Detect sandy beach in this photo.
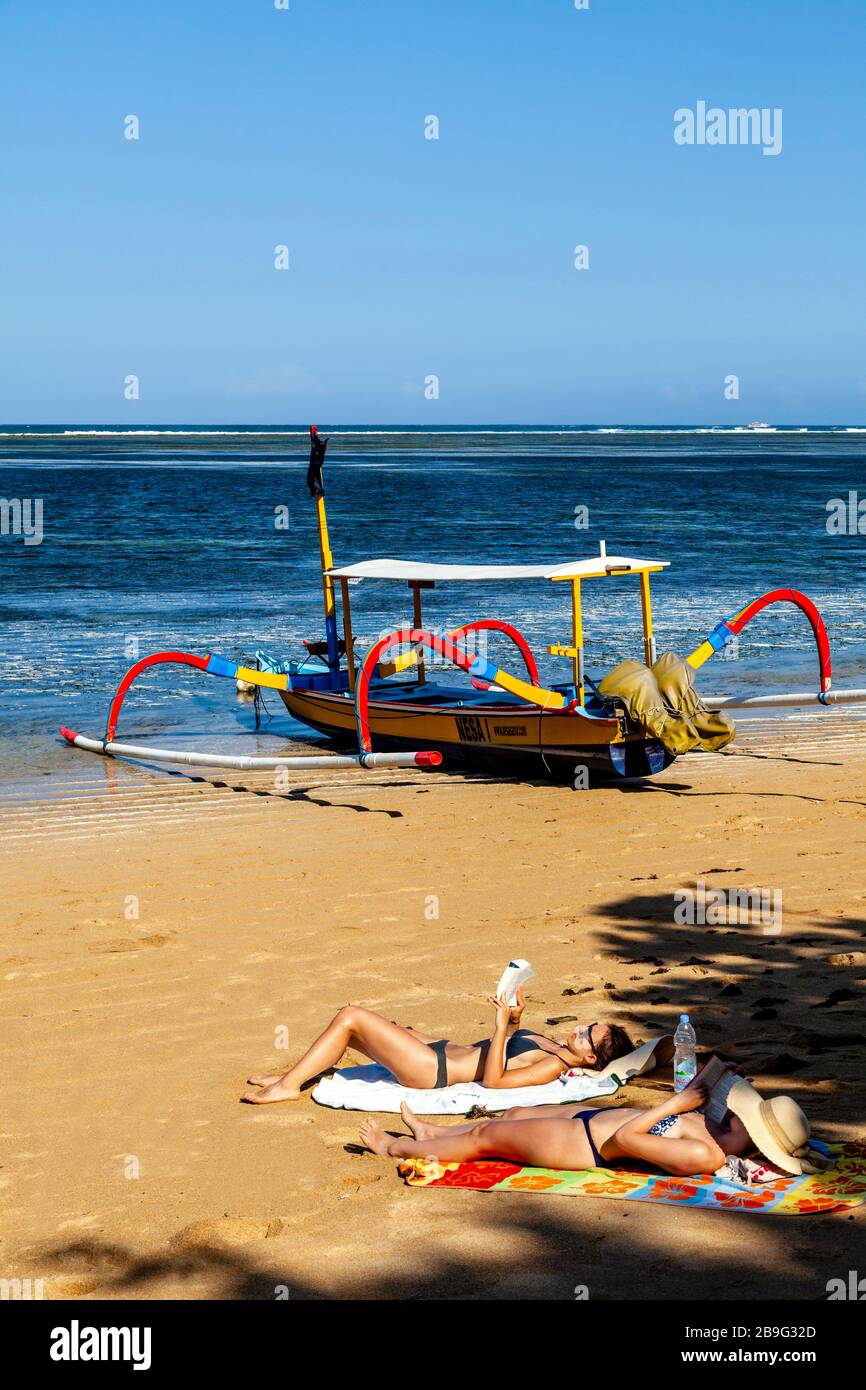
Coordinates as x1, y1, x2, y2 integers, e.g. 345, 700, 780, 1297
2, 713, 865, 1301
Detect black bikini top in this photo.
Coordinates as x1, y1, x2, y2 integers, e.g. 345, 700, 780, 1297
473, 1029, 571, 1068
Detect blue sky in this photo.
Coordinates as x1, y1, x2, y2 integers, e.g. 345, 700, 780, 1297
1, 0, 864, 424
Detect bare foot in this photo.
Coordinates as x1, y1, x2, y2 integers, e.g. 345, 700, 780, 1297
358, 1120, 396, 1156
246, 1073, 284, 1087
241, 1079, 303, 1104
400, 1102, 436, 1141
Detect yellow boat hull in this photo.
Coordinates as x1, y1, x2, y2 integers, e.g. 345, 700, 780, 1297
279, 685, 672, 780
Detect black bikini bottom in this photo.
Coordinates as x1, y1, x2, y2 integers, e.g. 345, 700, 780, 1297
573, 1107, 605, 1167
428, 1039, 449, 1088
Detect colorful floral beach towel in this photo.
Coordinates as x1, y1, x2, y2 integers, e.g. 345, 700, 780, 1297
398, 1140, 866, 1214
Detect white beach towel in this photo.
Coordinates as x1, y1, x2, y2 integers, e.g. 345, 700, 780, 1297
312, 1064, 619, 1114
311, 1035, 672, 1115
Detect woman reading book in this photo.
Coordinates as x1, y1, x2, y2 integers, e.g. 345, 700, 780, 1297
242, 991, 633, 1104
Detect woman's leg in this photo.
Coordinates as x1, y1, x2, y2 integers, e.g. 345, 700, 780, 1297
499, 1103, 587, 1121
401, 1024, 439, 1043
399, 1100, 598, 1142
248, 1021, 441, 1085
360, 1115, 585, 1169
242, 1006, 440, 1103
399, 1103, 490, 1141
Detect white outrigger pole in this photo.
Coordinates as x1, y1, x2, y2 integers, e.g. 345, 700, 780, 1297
704, 688, 866, 712
60, 730, 440, 772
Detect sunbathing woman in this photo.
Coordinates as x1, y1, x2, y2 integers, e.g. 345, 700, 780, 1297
359, 1083, 754, 1177
359, 1008, 827, 1180
242, 990, 633, 1103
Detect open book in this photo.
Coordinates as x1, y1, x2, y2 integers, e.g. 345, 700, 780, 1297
687, 1054, 739, 1125
495, 959, 535, 1006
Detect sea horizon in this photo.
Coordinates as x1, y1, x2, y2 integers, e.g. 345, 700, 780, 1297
2, 423, 866, 436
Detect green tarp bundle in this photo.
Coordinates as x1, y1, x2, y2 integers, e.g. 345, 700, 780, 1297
598, 652, 735, 756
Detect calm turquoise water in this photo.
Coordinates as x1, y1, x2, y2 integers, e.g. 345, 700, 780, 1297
2, 427, 865, 786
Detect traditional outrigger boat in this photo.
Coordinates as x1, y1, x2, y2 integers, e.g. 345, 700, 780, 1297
61, 429, 866, 781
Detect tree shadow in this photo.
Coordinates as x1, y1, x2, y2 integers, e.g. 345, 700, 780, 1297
34, 1189, 866, 1301
583, 889, 866, 1117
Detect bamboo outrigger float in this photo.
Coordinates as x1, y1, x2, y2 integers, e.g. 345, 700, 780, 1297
60, 428, 866, 781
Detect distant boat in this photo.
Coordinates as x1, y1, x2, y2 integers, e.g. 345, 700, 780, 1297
747, 421, 773, 430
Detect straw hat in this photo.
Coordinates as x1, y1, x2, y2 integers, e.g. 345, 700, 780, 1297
726, 1078, 833, 1175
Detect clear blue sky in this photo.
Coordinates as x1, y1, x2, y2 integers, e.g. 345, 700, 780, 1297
1, 0, 864, 424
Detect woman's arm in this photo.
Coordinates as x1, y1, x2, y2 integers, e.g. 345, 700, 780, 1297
611, 1130, 718, 1176
603, 1086, 720, 1175
481, 995, 565, 1088
482, 1056, 569, 1089
506, 985, 527, 1030
481, 995, 512, 1086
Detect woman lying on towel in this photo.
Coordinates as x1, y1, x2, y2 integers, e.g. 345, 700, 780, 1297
242, 991, 633, 1104
358, 1085, 746, 1176
360, 1069, 823, 1179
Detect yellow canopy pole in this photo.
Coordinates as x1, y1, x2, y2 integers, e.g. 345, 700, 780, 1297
339, 577, 356, 693
571, 578, 584, 704
410, 582, 426, 684
639, 571, 656, 667
315, 493, 340, 674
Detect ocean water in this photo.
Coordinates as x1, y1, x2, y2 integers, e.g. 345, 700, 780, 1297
1, 426, 865, 790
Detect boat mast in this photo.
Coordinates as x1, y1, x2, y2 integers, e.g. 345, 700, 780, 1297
316, 491, 340, 674
307, 426, 341, 682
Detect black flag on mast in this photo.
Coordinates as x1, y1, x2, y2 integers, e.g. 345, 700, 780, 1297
306, 425, 329, 498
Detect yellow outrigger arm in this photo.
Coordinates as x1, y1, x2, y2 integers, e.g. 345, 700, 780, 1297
379, 623, 568, 708
471, 664, 567, 709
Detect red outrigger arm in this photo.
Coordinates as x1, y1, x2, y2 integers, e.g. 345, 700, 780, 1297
85, 622, 544, 752
356, 623, 567, 753
446, 619, 540, 689
105, 652, 210, 741
100, 650, 295, 742
378, 618, 540, 691
687, 588, 832, 693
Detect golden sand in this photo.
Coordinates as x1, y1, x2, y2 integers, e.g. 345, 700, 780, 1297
2, 716, 865, 1300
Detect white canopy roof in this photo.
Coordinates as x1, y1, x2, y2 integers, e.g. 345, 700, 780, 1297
326, 555, 669, 583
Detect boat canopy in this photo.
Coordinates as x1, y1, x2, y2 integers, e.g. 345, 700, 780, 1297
326, 555, 669, 583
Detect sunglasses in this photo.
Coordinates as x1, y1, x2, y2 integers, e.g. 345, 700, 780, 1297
577, 1023, 599, 1051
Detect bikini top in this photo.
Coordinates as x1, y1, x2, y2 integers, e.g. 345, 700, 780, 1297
508, 1028, 552, 1058
475, 1029, 568, 1064
649, 1110, 704, 1137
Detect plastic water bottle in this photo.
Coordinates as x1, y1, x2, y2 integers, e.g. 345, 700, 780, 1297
673, 1014, 697, 1092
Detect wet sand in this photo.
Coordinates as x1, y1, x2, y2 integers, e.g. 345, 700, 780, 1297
2, 714, 865, 1300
